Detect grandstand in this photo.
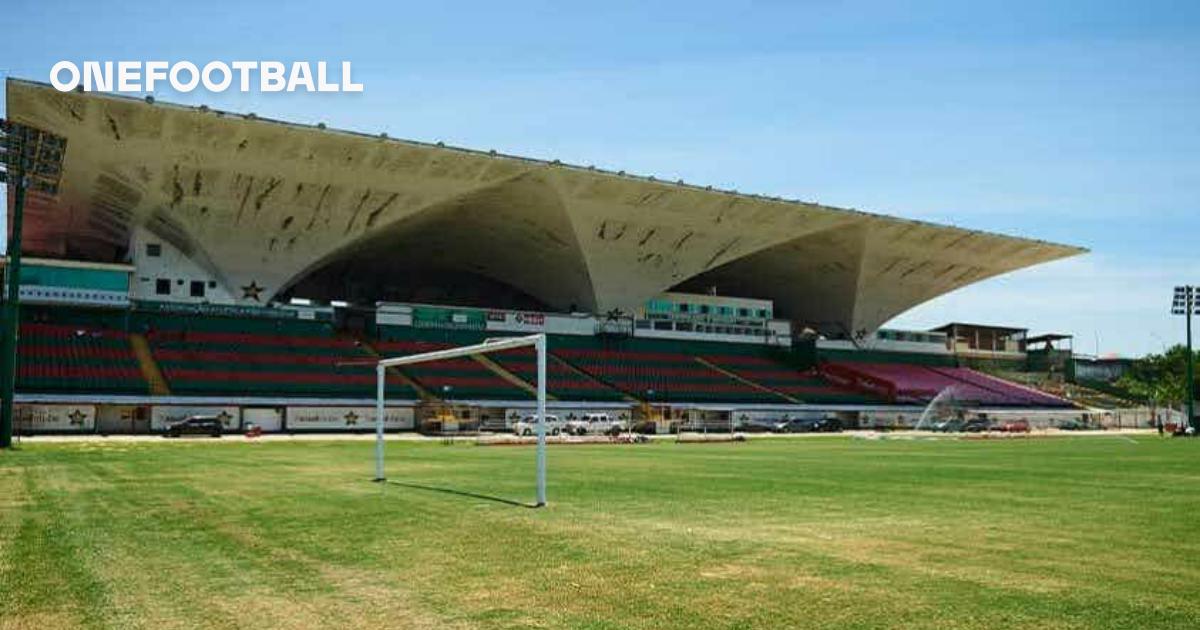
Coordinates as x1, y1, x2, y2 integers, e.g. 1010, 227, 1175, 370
140, 313, 414, 399
1, 77, 1099, 433
18, 320, 145, 394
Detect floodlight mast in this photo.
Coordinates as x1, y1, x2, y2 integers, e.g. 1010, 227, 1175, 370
372, 333, 549, 506
0, 121, 66, 449
1173, 287, 1198, 431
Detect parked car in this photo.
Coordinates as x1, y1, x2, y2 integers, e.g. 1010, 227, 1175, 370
963, 418, 992, 433
564, 413, 627, 435
1000, 419, 1031, 433
932, 419, 965, 433
163, 415, 224, 438
1058, 419, 1088, 431
774, 417, 843, 433
512, 414, 563, 436
737, 417, 780, 433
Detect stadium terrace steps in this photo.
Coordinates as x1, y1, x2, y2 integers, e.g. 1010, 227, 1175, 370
15, 308, 1074, 407
142, 316, 417, 398
694, 356, 801, 403
823, 361, 1075, 407
488, 347, 627, 402
1001, 371, 1133, 409
17, 322, 148, 394
468, 353, 555, 400
372, 339, 531, 400
549, 339, 786, 404
352, 337, 437, 402
927, 366, 1073, 407
129, 333, 171, 395
702, 352, 881, 404
374, 326, 628, 401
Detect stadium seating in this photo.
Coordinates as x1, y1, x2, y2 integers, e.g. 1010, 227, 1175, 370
143, 315, 414, 398
372, 326, 628, 401
550, 337, 784, 403
17, 322, 147, 394
927, 367, 1072, 407
488, 348, 628, 401
701, 352, 881, 404
823, 361, 1072, 407
14, 306, 1073, 408
372, 338, 531, 400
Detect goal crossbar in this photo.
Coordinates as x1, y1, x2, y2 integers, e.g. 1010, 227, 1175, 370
374, 333, 548, 506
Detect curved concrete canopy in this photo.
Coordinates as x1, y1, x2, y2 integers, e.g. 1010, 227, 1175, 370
6, 78, 1086, 333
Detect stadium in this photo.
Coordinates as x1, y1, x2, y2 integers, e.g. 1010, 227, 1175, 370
3, 68, 1199, 630
3, 77, 1125, 436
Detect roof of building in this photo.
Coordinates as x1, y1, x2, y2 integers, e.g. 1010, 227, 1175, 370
5, 77, 1086, 334
931, 322, 1030, 335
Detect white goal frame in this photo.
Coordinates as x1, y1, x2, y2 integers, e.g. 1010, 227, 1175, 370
374, 333, 548, 507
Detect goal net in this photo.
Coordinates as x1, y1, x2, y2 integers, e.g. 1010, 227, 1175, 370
372, 333, 549, 506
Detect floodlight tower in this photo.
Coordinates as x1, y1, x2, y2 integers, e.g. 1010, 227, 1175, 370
1171, 286, 1199, 431
0, 120, 66, 449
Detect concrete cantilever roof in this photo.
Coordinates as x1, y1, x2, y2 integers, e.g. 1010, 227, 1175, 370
5, 78, 1085, 335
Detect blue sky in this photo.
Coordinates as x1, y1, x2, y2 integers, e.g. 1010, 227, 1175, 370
1, 1, 1197, 356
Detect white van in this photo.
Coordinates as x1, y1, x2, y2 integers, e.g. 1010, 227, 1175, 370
512, 414, 563, 436
567, 413, 627, 436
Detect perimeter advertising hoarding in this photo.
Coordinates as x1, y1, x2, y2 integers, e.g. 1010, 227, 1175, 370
15, 404, 96, 432
151, 406, 241, 431
285, 406, 415, 430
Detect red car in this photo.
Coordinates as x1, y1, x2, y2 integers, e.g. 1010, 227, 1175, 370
1000, 420, 1030, 433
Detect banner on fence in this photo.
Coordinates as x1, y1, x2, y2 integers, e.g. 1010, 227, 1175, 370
285, 406, 414, 430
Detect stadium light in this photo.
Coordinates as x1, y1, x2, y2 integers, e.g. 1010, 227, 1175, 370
0, 120, 67, 449
1170, 286, 1199, 432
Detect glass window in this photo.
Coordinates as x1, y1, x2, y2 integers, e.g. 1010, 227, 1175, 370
155, 279, 170, 295
190, 281, 205, 298
146, 243, 161, 257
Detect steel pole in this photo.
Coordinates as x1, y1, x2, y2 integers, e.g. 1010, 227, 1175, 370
535, 334, 547, 507
1188, 294, 1196, 431
0, 160, 27, 449
374, 364, 386, 481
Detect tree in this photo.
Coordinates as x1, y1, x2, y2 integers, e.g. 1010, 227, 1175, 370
1117, 345, 1199, 425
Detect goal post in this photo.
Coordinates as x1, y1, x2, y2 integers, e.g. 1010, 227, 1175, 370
373, 333, 548, 507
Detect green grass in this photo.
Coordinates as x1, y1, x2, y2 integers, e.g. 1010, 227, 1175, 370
2, 435, 1199, 629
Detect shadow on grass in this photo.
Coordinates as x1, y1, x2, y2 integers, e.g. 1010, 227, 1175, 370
384, 480, 539, 508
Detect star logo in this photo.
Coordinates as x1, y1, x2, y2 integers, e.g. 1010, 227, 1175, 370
241, 281, 264, 302
216, 411, 233, 426
344, 411, 360, 426
67, 409, 87, 426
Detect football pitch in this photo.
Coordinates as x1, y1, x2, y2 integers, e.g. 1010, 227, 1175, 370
1, 435, 1198, 629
